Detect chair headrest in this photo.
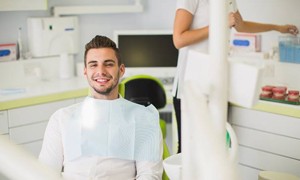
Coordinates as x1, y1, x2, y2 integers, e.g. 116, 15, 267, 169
120, 76, 167, 109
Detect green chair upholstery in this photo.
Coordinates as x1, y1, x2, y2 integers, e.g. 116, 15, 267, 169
119, 74, 170, 180
119, 74, 168, 138
160, 119, 167, 139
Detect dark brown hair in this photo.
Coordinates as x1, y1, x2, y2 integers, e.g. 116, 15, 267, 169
84, 35, 122, 67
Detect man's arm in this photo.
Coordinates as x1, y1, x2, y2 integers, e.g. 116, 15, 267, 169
135, 136, 164, 180
135, 105, 164, 180
39, 111, 64, 173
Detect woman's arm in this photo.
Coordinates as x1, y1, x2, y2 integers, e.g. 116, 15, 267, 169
173, 9, 209, 49
231, 10, 299, 35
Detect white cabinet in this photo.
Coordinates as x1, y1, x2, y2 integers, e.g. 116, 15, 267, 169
7, 99, 76, 157
9, 121, 48, 144
8, 99, 74, 127
228, 106, 300, 180
0, 110, 8, 135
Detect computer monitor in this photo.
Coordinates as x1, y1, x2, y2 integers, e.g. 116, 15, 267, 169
114, 30, 178, 80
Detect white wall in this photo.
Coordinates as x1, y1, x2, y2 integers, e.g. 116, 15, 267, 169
0, 0, 176, 63
235, 0, 300, 52
0, 0, 299, 62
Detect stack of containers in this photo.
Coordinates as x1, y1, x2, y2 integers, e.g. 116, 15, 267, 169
260, 85, 300, 104
279, 36, 300, 63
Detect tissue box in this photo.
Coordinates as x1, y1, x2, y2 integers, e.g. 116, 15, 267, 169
228, 57, 264, 108
279, 36, 300, 64
0, 44, 17, 62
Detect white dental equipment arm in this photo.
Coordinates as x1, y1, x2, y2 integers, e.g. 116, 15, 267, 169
0, 136, 62, 180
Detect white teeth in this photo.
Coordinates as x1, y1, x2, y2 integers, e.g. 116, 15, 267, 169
98, 79, 106, 82
94, 78, 108, 82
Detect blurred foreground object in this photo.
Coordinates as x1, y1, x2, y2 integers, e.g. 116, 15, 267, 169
0, 136, 62, 180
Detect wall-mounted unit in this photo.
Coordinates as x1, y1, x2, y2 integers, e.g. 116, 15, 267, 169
27, 16, 79, 58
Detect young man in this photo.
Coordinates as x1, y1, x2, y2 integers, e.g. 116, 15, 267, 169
39, 35, 163, 179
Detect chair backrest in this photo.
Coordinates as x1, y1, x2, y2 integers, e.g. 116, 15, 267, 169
119, 74, 170, 180
119, 74, 167, 109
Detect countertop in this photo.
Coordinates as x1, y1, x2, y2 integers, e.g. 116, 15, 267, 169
252, 100, 300, 118
0, 77, 89, 110
229, 99, 300, 118
0, 76, 299, 119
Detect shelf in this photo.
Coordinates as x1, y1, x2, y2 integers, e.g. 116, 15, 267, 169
53, 1, 143, 17
0, 0, 47, 11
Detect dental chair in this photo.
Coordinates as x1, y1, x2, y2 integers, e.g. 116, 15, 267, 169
119, 74, 171, 180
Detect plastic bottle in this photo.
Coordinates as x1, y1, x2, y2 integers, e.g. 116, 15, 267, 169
17, 27, 23, 60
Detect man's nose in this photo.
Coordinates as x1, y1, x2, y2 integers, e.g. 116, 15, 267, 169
96, 65, 107, 75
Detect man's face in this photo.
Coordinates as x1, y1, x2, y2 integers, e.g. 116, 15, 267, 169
84, 48, 125, 99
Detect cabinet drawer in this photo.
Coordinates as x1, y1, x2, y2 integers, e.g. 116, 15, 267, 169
21, 140, 43, 157
233, 125, 300, 160
9, 121, 48, 144
229, 106, 300, 139
0, 110, 8, 134
75, 96, 85, 103
238, 146, 300, 177
8, 99, 74, 127
238, 164, 260, 180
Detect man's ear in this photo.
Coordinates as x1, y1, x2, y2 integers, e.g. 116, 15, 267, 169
84, 67, 87, 76
119, 64, 125, 78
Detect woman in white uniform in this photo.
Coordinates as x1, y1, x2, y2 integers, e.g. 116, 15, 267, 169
172, 0, 299, 153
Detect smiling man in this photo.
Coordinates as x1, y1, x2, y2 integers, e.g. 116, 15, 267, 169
84, 37, 124, 99
39, 35, 163, 180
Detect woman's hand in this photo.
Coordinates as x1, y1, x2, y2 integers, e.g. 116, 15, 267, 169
228, 11, 243, 30
278, 24, 299, 35
228, 12, 236, 28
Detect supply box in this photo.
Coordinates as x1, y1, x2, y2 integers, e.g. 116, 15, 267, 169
279, 36, 300, 64
230, 33, 261, 53
0, 44, 17, 62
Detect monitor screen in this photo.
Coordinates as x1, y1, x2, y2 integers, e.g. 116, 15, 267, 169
115, 30, 178, 68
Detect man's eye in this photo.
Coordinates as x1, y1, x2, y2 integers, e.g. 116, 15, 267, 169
105, 63, 114, 67
89, 64, 97, 68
